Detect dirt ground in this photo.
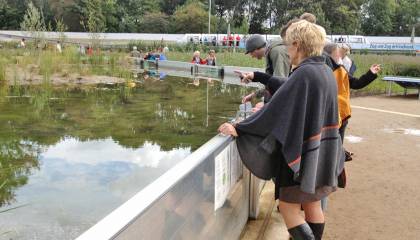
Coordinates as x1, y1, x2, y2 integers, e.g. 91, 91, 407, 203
324, 94, 420, 240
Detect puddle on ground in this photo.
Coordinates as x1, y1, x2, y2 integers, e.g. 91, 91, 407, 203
345, 135, 363, 143
383, 128, 420, 137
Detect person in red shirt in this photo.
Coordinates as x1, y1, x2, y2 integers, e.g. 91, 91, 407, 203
191, 51, 207, 64
87, 45, 93, 56
222, 36, 227, 46
228, 34, 234, 46
236, 35, 241, 47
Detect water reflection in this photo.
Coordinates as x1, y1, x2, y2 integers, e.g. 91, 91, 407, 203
44, 137, 191, 168
0, 76, 246, 239
0, 138, 190, 240
0, 140, 40, 207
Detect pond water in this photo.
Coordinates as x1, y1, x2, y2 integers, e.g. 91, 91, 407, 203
0, 76, 249, 240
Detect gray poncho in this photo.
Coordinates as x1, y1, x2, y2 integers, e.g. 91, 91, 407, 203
235, 56, 345, 194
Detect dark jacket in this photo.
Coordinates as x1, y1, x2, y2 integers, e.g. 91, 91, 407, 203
252, 72, 287, 95
235, 56, 345, 194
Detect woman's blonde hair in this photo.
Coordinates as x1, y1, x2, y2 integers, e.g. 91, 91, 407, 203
285, 20, 326, 57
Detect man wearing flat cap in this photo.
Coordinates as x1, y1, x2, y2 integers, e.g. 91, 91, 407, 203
245, 34, 290, 78
242, 31, 291, 103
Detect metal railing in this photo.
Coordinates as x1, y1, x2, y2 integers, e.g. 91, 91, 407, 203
134, 59, 263, 88
77, 135, 261, 240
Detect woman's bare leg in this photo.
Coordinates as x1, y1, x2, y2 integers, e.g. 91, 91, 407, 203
302, 200, 324, 223
278, 201, 315, 239
278, 201, 305, 228
302, 201, 325, 240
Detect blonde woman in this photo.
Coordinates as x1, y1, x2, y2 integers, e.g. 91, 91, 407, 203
218, 20, 344, 239
205, 50, 217, 66
191, 51, 206, 65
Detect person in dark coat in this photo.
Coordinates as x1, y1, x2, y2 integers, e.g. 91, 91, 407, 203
219, 20, 344, 240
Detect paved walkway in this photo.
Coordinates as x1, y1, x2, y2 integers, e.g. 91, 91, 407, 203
241, 95, 420, 240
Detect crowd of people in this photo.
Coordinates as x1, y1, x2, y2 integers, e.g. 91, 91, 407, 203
130, 46, 168, 61
189, 34, 243, 47
18, 38, 63, 54
218, 12, 381, 240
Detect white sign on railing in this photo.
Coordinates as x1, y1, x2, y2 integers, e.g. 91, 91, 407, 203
214, 141, 242, 211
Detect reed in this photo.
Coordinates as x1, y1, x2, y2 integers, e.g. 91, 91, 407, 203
0, 59, 5, 82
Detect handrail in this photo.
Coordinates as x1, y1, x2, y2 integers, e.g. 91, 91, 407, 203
76, 135, 234, 240
135, 59, 264, 88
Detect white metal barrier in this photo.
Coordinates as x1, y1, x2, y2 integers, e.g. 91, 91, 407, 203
77, 135, 264, 240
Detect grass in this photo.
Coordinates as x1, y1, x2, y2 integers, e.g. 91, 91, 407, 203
167, 51, 264, 68
0, 47, 134, 85
0, 59, 6, 82
1, 46, 419, 95
350, 54, 420, 95
167, 51, 420, 95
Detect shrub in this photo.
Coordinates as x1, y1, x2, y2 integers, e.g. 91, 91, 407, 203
393, 64, 420, 77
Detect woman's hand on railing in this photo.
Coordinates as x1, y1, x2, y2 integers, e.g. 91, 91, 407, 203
218, 123, 238, 137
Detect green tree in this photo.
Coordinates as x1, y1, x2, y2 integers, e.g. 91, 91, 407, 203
76, 0, 106, 33
55, 17, 68, 44
252, 0, 327, 34
248, 0, 271, 33
20, 1, 47, 47
0, 0, 27, 30
0, 140, 40, 207
361, 0, 396, 35
392, 0, 420, 35
76, 0, 106, 47
35, 0, 55, 30
321, 0, 363, 34
116, 0, 162, 32
139, 12, 170, 33
214, 0, 247, 33
160, 0, 187, 15
171, 1, 216, 33
101, 0, 119, 32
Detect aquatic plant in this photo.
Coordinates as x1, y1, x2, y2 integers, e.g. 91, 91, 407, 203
0, 59, 5, 82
